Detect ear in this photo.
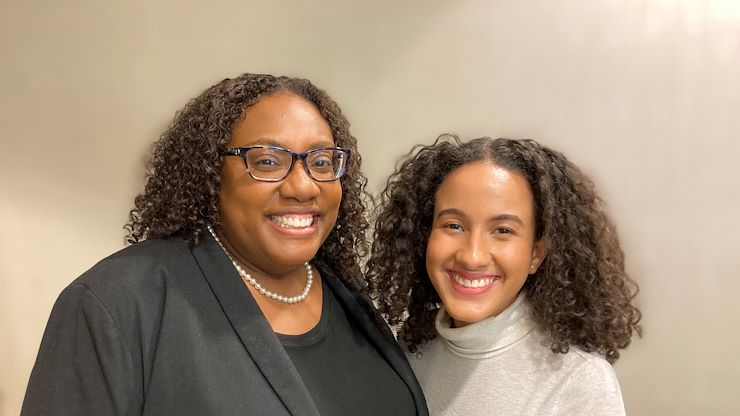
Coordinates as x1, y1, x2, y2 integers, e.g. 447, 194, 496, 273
528, 238, 547, 275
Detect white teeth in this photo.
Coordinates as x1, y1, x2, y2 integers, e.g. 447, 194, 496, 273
270, 215, 314, 229
452, 274, 494, 288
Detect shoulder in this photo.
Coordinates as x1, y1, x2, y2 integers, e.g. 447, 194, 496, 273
315, 261, 368, 303
562, 348, 622, 392
567, 347, 619, 376
528, 330, 621, 387
318, 262, 397, 342
62, 238, 196, 312
521, 328, 609, 369
83, 238, 191, 275
551, 346, 625, 415
315, 260, 365, 293
74, 238, 192, 288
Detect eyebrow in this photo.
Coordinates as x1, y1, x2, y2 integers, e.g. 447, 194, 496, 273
437, 208, 525, 225
243, 137, 335, 150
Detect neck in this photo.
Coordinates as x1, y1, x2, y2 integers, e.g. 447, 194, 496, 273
435, 293, 534, 357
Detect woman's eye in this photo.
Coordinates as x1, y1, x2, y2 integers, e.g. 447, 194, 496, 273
312, 157, 332, 167
255, 157, 279, 166
445, 223, 463, 231
250, 156, 283, 172
495, 227, 513, 235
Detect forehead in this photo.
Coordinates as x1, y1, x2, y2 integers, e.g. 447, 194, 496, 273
434, 161, 535, 220
228, 92, 334, 149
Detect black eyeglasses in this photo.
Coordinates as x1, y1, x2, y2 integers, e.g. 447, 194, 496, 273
222, 145, 351, 182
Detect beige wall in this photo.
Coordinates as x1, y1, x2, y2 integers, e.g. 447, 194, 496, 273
2, 0, 739, 414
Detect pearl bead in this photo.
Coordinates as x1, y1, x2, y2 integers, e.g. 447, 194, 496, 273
207, 226, 313, 305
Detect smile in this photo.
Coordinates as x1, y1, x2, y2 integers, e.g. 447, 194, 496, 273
449, 272, 500, 289
269, 214, 316, 229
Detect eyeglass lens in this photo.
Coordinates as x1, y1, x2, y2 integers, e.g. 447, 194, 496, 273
245, 148, 347, 181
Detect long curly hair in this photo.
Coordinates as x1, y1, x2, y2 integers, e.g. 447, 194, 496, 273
366, 134, 641, 363
125, 73, 369, 280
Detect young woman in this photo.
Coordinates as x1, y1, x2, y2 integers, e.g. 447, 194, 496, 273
22, 74, 428, 416
367, 135, 641, 415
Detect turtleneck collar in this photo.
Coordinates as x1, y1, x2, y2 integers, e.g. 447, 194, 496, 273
434, 292, 535, 359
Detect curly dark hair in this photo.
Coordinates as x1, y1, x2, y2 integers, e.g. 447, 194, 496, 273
125, 73, 369, 280
366, 134, 641, 364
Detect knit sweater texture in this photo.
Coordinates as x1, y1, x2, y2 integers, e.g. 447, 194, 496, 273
407, 294, 626, 416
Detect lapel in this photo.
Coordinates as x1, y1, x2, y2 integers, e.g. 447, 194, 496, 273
190, 233, 321, 416
320, 264, 430, 416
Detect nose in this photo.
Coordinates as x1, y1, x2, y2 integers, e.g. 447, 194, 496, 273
454, 232, 492, 270
279, 160, 320, 201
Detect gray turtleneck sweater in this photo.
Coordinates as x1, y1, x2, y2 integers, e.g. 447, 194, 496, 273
406, 294, 626, 416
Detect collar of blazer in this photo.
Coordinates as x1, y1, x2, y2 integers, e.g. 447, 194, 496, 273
190, 231, 429, 416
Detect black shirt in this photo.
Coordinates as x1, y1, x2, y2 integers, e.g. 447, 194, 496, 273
279, 281, 416, 416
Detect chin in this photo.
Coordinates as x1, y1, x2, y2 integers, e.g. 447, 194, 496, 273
445, 305, 491, 326
272, 251, 317, 267
269, 239, 322, 258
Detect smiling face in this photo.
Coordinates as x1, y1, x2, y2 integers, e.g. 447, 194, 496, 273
218, 92, 342, 277
426, 161, 546, 327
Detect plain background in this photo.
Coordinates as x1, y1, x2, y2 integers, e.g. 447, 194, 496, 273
2, 0, 739, 415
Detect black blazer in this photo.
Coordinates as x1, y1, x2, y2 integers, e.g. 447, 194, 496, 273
22, 234, 428, 416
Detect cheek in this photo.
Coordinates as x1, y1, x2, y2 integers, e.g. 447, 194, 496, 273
498, 242, 535, 273
320, 184, 343, 227
425, 232, 451, 271
218, 181, 273, 224
324, 184, 342, 212
221, 159, 247, 189
217, 187, 238, 223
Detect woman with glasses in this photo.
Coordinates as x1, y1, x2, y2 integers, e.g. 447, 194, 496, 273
22, 74, 428, 416
366, 135, 641, 415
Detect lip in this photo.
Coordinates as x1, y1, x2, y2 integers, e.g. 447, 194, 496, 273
447, 270, 501, 296
266, 208, 321, 237
268, 206, 321, 216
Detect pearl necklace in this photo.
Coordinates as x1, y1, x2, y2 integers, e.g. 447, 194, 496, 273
207, 226, 313, 304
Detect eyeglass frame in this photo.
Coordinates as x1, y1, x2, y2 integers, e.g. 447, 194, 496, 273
221, 145, 352, 182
